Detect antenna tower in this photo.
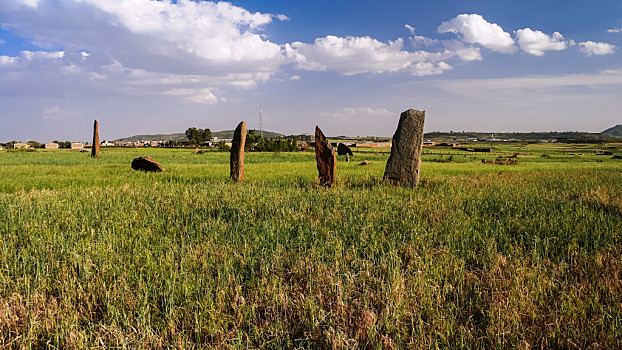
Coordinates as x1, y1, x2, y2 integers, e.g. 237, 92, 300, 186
259, 105, 264, 138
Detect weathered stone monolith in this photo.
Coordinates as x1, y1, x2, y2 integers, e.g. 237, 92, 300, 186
131, 157, 164, 172
383, 109, 425, 186
315, 126, 336, 186
91, 120, 100, 158
230, 121, 247, 182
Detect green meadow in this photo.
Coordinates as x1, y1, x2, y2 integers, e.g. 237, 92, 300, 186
1, 144, 621, 348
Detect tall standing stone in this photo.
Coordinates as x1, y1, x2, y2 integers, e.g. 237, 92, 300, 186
230, 121, 247, 182
315, 126, 336, 186
383, 109, 425, 186
91, 119, 100, 158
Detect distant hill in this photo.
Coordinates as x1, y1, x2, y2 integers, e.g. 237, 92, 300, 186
115, 129, 284, 142
602, 125, 622, 138
212, 129, 283, 139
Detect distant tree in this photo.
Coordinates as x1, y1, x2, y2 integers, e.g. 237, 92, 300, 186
185, 127, 212, 146
28, 141, 43, 148
185, 127, 200, 146
217, 140, 230, 152
245, 129, 262, 151
201, 128, 212, 143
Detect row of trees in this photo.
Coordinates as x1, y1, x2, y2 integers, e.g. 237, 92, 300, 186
185, 127, 212, 146
246, 130, 298, 152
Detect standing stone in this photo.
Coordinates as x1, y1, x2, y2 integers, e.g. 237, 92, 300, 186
383, 109, 425, 186
91, 120, 100, 158
230, 121, 247, 182
315, 126, 336, 186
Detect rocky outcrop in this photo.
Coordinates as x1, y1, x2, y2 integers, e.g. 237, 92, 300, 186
230, 121, 247, 182
131, 157, 164, 172
91, 120, 99, 158
383, 109, 425, 186
315, 126, 336, 186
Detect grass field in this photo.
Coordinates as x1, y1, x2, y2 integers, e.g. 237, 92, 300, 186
1, 144, 621, 348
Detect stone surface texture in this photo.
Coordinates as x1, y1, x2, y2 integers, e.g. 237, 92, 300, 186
315, 126, 336, 186
131, 157, 164, 172
383, 109, 425, 186
91, 120, 99, 158
230, 121, 247, 182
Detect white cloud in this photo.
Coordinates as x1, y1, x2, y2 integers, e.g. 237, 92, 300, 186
578, 41, 616, 56
442, 40, 482, 61
286, 35, 457, 76
287, 36, 418, 75
0, 56, 18, 65
42, 106, 85, 121
276, 14, 289, 21
0, 39, 5, 44
405, 24, 416, 35
411, 61, 453, 76
290, 75, 301, 80
608, 28, 622, 33
515, 28, 568, 56
437, 14, 516, 53
21, 50, 64, 60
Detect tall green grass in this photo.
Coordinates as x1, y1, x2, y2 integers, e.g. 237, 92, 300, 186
0, 147, 621, 348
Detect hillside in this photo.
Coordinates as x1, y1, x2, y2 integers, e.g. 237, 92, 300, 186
602, 125, 622, 138
116, 129, 284, 142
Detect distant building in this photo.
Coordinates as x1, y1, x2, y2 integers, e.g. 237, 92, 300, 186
354, 142, 392, 148
45, 142, 59, 149
71, 142, 84, 149
13, 142, 29, 149
423, 141, 436, 147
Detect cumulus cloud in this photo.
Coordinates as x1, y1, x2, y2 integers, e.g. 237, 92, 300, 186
437, 14, 516, 53
405, 24, 416, 35
515, 29, 568, 56
579, 41, 616, 56
608, 28, 622, 33
442, 40, 482, 61
287, 36, 418, 75
286, 35, 456, 76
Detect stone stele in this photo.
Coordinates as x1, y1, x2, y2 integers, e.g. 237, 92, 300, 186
383, 109, 425, 186
315, 125, 336, 186
230, 121, 247, 182
91, 119, 100, 158
131, 157, 164, 172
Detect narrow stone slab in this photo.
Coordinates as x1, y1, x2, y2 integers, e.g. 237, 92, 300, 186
131, 157, 164, 172
383, 109, 425, 186
315, 125, 336, 186
230, 121, 247, 182
91, 120, 100, 158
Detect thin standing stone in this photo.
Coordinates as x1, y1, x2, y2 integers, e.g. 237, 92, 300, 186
91, 120, 100, 158
383, 109, 425, 186
315, 125, 336, 186
230, 121, 247, 182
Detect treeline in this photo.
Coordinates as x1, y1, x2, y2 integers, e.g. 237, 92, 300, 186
246, 130, 298, 152
423, 131, 607, 141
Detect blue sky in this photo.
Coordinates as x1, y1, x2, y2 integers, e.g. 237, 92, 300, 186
1, 0, 621, 142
